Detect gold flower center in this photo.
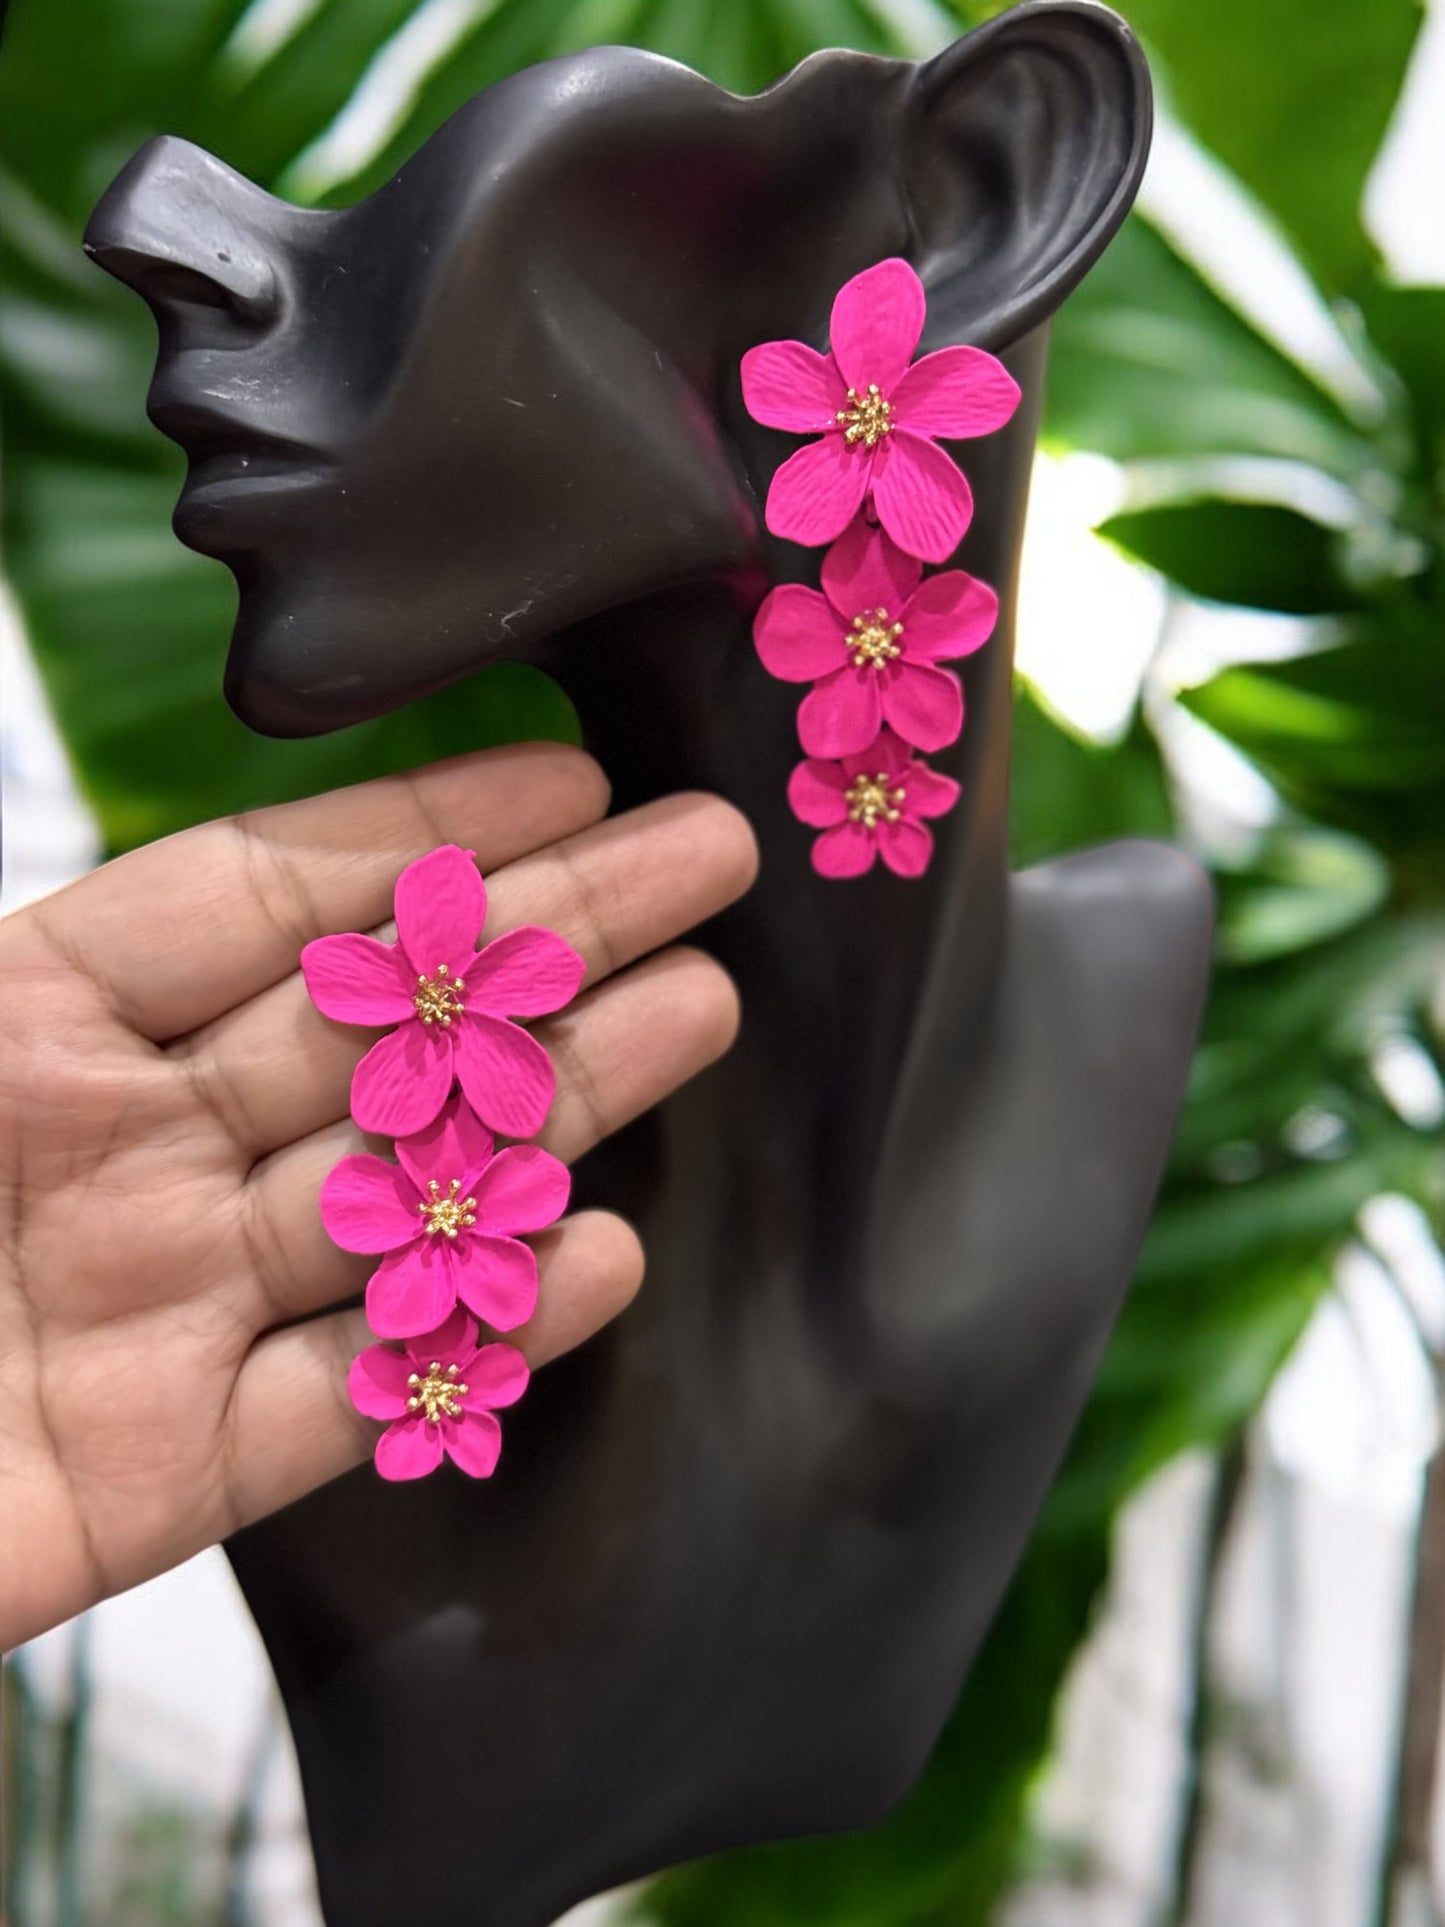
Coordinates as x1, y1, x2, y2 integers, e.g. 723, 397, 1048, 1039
846, 771, 906, 829
407, 1360, 469, 1424
849, 608, 904, 670
413, 963, 466, 1027
835, 384, 894, 450
418, 1177, 477, 1240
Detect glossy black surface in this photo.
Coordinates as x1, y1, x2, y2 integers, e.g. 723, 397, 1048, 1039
86, 7, 1212, 1922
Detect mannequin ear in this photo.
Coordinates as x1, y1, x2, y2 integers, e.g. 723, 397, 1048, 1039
902, 0, 1151, 347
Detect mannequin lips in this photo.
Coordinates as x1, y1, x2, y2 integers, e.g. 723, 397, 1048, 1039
148, 384, 332, 538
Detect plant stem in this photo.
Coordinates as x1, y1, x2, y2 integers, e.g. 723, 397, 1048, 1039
3, 1651, 43, 1927
219, 1698, 280, 1927
1164, 1434, 1248, 1927
55, 1616, 92, 1927
1373, 1441, 1445, 1927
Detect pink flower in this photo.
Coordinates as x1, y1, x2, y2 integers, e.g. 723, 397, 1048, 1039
348, 1307, 529, 1481
787, 727, 960, 880
301, 844, 584, 1140
740, 257, 1020, 564
754, 516, 996, 757
321, 1092, 569, 1338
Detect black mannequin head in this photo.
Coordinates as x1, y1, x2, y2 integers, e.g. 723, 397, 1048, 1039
71, 17, 1213, 1926
84, 1, 1149, 744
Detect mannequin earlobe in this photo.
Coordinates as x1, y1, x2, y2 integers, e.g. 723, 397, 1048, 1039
903, 0, 1152, 348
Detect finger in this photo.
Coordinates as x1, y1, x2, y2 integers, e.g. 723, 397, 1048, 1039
240, 945, 739, 1325
534, 945, 743, 1163
29, 743, 611, 1041
179, 792, 757, 1160
223, 1211, 643, 1522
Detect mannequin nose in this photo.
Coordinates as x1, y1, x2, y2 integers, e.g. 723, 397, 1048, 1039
84, 136, 280, 324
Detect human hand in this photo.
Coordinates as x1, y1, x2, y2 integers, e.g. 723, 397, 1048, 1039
0, 745, 755, 1648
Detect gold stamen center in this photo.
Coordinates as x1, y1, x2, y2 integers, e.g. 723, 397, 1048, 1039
846, 771, 906, 829
413, 962, 467, 1027
406, 1360, 469, 1424
418, 1177, 477, 1240
835, 384, 894, 450
849, 608, 904, 670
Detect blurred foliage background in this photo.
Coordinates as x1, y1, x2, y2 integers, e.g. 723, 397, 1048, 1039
2, 0, 1443, 1922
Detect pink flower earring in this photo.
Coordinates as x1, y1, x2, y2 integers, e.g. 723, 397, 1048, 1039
321, 1090, 570, 1339
303, 844, 584, 1482
349, 1309, 530, 1483
741, 257, 1019, 878
301, 843, 584, 1138
754, 516, 996, 758
789, 728, 961, 880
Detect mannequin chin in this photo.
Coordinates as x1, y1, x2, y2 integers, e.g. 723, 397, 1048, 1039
85, 12, 1212, 1927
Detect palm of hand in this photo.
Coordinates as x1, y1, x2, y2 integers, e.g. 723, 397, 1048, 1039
1, 950, 250, 1634
0, 744, 754, 1648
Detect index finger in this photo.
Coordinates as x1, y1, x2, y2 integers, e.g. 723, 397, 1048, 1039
27, 743, 610, 1042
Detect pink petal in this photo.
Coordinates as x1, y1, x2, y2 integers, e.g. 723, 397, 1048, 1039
440, 1410, 503, 1479
877, 819, 936, 877
819, 516, 919, 621
395, 1090, 495, 1194
752, 585, 846, 683
347, 1344, 413, 1421
813, 823, 878, 878
798, 668, 884, 759
319, 1154, 420, 1254
366, 1243, 458, 1340
405, 1305, 477, 1367
901, 572, 998, 661
375, 1415, 444, 1481
903, 762, 962, 820
740, 340, 847, 432
454, 1012, 555, 1141
843, 726, 913, 782
786, 757, 851, 828
464, 925, 585, 1019
880, 663, 963, 754
451, 1233, 539, 1331
472, 1144, 570, 1236
829, 258, 926, 396
459, 1342, 530, 1411
869, 434, 974, 564
764, 435, 871, 549
300, 933, 415, 1025
349, 1020, 456, 1137
394, 845, 485, 981
892, 344, 1021, 438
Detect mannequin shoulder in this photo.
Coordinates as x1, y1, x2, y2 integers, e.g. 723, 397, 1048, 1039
970, 839, 1212, 1326
874, 837, 1212, 1402
1007, 838, 1214, 1049
992, 839, 1214, 1183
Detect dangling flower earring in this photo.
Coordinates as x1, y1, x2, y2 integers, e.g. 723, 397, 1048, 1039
302, 843, 584, 1482
740, 257, 1020, 878
754, 516, 996, 759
